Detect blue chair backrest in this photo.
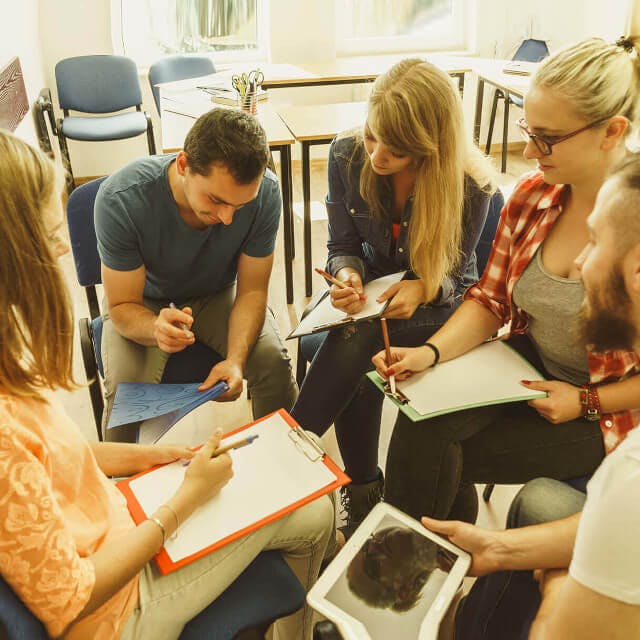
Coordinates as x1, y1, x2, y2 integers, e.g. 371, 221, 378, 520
0, 577, 47, 640
477, 188, 505, 277
149, 55, 216, 115
55, 55, 142, 113
513, 39, 549, 63
66, 176, 108, 288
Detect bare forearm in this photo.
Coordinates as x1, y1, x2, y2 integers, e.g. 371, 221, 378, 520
494, 513, 581, 571
109, 302, 158, 347
77, 487, 196, 621
227, 291, 267, 368
90, 442, 155, 477
598, 374, 640, 414
427, 299, 502, 363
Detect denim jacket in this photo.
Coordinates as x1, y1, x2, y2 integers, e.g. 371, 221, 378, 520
325, 134, 491, 306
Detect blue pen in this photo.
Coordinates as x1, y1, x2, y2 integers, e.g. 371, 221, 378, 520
183, 434, 259, 466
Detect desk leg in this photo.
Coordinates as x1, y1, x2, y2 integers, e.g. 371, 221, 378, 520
289, 149, 295, 260
473, 78, 485, 145
279, 145, 294, 304
302, 141, 312, 297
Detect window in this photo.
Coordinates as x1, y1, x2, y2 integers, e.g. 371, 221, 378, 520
336, 0, 466, 55
112, 0, 268, 67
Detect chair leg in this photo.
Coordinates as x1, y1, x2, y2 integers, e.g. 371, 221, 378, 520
57, 127, 75, 195
145, 113, 157, 155
501, 98, 510, 174
485, 90, 501, 155
482, 483, 495, 502
79, 318, 105, 441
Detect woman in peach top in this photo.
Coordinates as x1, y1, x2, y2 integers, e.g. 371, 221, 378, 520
0, 130, 335, 639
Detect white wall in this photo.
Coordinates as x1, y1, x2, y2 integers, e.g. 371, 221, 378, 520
36, 0, 632, 177
0, 0, 46, 144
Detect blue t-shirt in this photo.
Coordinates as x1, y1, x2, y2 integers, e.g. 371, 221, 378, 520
95, 154, 281, 301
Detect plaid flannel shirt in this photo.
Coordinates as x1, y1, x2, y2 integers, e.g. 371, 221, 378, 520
465, 171, 640, 453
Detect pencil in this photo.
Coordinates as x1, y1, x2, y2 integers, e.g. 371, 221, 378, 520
169, 302, 190, 334
380, 317, 396, 394
314, 268, 366, 300
183, 434, 259, 466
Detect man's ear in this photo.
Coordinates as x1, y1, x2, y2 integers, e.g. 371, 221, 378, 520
625, 244, 640, 297
602, 116, 628, 150
175, 151, 189, 176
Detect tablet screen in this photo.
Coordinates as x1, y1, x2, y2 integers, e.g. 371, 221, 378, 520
324, 513, 459, 640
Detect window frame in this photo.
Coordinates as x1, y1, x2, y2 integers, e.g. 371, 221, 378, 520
111, 0, 270, 67
335, 0, 467, 56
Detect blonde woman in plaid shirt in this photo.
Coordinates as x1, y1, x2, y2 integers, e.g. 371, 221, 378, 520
373, 36, 640, 525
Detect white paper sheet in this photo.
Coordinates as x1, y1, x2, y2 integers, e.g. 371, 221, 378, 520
128, 413, 336, 563
397, 341, 546, 417
289, 271, 406, 338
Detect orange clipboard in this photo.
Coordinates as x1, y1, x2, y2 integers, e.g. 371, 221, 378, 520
117, 409, 350, 575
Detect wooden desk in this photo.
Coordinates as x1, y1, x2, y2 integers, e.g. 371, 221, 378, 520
156, 55, 472, 93
277, 102, 368, 296
301, 54, 472, 94
470, 58, 534, 171
160, 91, 297, 304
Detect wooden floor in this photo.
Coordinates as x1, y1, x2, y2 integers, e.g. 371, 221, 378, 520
56, 148, 536, 531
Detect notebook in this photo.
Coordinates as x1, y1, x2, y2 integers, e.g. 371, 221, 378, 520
287, 271, 407, 339
106, 381, 229, 443
117, 409, 350, 575
367, 340, 546, 421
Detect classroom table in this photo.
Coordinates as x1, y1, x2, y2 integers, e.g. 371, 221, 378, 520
160, 90, 297, 304
470, 58, 534, 171
156, 54, 472, 93
277, 102, 368, 297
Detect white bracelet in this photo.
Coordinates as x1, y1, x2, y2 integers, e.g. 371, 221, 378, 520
149, 516, 166, 546
158, 504, 179, 540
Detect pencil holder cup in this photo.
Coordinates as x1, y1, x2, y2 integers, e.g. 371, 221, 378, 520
238, 89, 258, 115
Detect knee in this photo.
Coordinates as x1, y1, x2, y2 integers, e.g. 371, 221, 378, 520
299, 494, 335, 546
507, 478, 567, 529
248, 340, 294, 387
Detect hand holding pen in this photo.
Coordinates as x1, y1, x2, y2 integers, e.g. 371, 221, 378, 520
380, 317, 396, 394
315, 268, 366, 315
153, 303, 195, 354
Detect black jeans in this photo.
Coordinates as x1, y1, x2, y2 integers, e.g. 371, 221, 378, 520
291, 303, 456, 483
384, 336, 605, 522
455, 478, 588, 640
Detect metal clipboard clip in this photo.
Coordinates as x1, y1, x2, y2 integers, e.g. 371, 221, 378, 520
288, 426, 324, 462
383, 381, 410, 405
311, 316, 354, 333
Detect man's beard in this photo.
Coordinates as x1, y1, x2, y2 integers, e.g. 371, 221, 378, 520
577, 266, 637, 352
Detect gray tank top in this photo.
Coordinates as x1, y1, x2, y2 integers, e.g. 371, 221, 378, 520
512, 247, 589, 385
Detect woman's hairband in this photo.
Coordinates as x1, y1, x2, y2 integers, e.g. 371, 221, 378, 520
616, 36, 636, 54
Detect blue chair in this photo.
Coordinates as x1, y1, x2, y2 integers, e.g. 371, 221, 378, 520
485, 39, 549, 173
54, 55, 156, 191
66, 178, 222, 440
149, 54, 216, 116
1, 550, 304, 639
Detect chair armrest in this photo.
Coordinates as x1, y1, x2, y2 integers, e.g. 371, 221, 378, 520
300, 288, 329, 321
36, 88, 57, 135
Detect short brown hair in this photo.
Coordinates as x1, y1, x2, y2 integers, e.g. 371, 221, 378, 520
183, 108, 270, 183
607, 154, 640, 253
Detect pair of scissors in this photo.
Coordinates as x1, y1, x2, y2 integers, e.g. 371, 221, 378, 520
247, 69, 264, 88
232, 73, 248, 96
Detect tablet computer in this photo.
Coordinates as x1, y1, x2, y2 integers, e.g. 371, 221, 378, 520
308, 502, 471, 640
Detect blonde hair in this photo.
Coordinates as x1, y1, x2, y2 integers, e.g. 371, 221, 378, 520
352, 59, 494, 301
0, 130, 76, 397
533, 36, 640, 138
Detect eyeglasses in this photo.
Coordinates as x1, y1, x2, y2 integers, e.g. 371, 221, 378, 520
516, 117, 610, 156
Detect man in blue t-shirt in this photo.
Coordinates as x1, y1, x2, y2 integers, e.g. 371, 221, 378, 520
95, 108, 297, 441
